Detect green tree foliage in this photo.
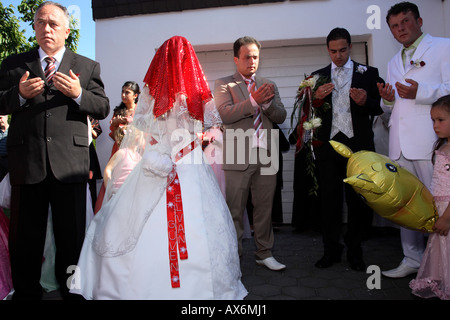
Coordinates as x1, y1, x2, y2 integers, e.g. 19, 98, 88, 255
0, 2, 27, 62
0, 0, 80, 64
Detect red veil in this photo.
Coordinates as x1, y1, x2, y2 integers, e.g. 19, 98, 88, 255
143, 36, 213, 122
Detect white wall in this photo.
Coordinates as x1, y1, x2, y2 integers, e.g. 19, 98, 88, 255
93, 0, 450, 220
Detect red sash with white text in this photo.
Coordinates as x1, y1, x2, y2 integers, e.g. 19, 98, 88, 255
166, 140, 199, 288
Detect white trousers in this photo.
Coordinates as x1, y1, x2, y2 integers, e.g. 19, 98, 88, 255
396, 153, 433, 268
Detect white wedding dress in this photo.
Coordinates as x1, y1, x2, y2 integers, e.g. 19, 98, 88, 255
71, 87, 247, 300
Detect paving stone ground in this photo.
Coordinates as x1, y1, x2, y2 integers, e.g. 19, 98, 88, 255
240, 225, 419, 300
37, 224, 422, 302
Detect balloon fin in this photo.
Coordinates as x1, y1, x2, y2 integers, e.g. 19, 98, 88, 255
330, 140, 353, 159
344, 174, 383, 194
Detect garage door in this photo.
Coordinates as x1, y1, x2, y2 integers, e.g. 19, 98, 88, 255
196, 42, 367, 224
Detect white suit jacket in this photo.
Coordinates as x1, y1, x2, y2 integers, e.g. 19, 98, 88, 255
381, 34, 450, 161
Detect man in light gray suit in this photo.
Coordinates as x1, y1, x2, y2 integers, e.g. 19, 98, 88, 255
214, 36, 286, 271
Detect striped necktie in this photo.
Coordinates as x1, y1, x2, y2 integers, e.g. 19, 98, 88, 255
245, 79, 263, 137
44, 57, 56, 84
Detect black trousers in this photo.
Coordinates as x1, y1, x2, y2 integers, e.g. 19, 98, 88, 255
291, 147, 321, 231
8, 171, 86, 300
316, 134, 373, 258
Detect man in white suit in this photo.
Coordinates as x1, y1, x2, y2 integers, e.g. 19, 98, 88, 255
378, 2, 450, 278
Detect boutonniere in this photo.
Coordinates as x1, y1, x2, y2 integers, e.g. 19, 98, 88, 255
410, 59, 426, 68
356, 65, 367, 74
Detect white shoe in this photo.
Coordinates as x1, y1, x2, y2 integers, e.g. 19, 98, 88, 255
382, 263, 418, 278
256, 257, 286, 271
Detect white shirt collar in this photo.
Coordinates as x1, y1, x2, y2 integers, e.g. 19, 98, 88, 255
38, 46, 66, 64
239, 73, 255, 83
331, 58, 353, 70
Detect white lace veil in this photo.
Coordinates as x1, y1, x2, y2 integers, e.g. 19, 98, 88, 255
92, 87, 216, 256
203, 96, 222, 130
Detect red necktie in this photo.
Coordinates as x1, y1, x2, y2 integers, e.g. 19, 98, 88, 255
44, 57, 56, 84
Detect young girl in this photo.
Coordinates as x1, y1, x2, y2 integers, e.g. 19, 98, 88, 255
102, 128, 144, 203
95, 81, 141, 214
410, 95, 450, 300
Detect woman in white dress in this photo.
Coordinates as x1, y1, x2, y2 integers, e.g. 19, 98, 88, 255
70, 36, 247, 300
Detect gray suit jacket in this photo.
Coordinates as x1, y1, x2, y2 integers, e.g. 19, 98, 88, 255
214, 72, 286, 171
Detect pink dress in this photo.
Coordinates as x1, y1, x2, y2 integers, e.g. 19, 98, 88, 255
0, 208, 12, 299
104, 148, 142, 202
410, 150, 450, 300
111, 148, 141, 191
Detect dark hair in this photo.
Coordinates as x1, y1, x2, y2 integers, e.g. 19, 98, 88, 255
113, 81, 141, 115
122, 81, 140, 103
431, 95, 450, 163
233, 36, 261, 58
386, 2, 421, 25
326, 28, 351, 47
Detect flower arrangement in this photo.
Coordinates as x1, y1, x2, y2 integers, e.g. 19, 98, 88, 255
410, 59, 426, 68
290, 74, 330, 195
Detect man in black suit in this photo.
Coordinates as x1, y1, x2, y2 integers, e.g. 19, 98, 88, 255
0, 1, 109, 299
311, 28, 383, 271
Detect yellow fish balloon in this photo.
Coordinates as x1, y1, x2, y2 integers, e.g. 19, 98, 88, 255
330, 140, 437, 233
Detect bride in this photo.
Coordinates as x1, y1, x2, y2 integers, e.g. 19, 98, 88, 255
70, 36, 247, 300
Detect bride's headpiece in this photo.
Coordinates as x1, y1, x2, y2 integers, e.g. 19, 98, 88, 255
143, 36, 213, 122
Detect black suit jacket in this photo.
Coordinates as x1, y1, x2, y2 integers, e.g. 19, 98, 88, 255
312, 60, 383, 159
0, 47, 110, 185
